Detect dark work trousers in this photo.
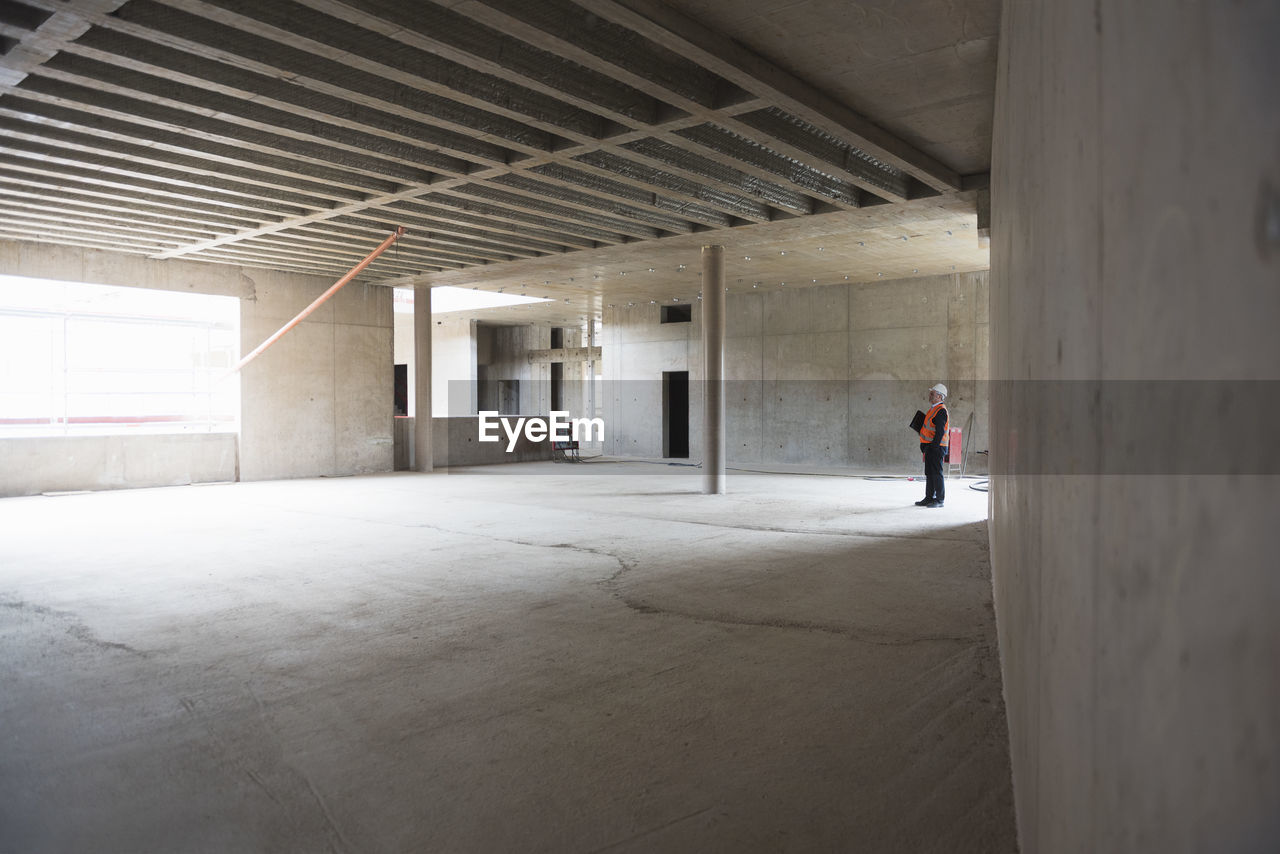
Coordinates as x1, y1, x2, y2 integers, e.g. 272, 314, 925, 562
921, 443, 946, 502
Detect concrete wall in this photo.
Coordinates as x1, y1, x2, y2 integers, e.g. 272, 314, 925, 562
483, 325, 551, 415
389, 320, 596, 466
391, 416, 554, 469
603, 301, 704, 459
0, 240, 394, 493
603, 273, 987, 471
393, 304, 476, 417
553, 325, 594, 424
990, 3, 1279, 852
238, 268, 392, 481
0, 433, 237, 497
431, 416, 553, 467
473, 321, 601, 453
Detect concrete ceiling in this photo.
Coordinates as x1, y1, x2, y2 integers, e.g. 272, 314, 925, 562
0, 0, 997, 325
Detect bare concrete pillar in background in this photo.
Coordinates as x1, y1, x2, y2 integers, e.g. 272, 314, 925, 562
587, 297, 596, 428
702, 245, 725, 494
413, 285, 433, 472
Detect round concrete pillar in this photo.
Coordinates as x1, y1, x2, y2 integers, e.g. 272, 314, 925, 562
413, 285, 433, 472
702, 245, 725, 494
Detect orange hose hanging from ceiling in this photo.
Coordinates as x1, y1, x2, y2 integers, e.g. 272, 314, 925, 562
220, 226, 405, 381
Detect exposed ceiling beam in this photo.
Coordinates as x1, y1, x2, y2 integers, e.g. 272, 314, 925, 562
9, 0, 850, 264
0, 0, 127, 88
0, 0, 989, 285
447, 0, 922, 202
573, 0, 963, 192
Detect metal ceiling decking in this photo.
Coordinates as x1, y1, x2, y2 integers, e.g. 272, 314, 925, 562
0, 0, 997, 323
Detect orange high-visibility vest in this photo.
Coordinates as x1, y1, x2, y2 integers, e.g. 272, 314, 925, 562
919, 402, 949, 446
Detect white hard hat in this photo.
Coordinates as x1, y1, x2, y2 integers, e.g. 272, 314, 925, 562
930, 383, 948, 398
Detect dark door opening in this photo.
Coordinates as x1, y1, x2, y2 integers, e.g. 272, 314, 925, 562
551, 362, 563, 412
661, 304, 692, 324
663, 370, 689, 458
393, 364, 408, 415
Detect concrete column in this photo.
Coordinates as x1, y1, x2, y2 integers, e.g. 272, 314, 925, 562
587, 297, 596, 427
413, 285, 433, 472
701, 245, 725, 494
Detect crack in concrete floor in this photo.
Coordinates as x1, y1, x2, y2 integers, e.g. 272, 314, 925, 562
0, 468, 1014, 853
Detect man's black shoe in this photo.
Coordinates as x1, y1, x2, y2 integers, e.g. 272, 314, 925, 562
915, 498, 931, 506
927, 500, 944, 508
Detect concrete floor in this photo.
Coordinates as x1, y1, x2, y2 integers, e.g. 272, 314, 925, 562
0, 463, 1015, 853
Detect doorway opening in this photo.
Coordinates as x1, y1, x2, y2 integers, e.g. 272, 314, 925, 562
663, 370, 689, 458
393, 364, 408, 415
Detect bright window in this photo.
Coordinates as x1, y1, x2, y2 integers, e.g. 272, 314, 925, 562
0, 276, 239, 436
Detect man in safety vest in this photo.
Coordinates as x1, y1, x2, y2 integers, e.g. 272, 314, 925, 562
916, 383, 949, 507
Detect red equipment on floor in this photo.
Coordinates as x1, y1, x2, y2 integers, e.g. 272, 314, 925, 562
946, 428, 963, 474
